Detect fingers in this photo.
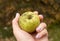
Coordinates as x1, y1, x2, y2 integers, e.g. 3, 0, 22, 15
33, 11, 43, 21
33, 11, 38, 15
33, 11, 48, 39
36, 22, 47, 32
12, 13, 20, 31
39, 15, 43, 21
13, 13, 20, 22
36, 29, 48, 39
36, 22, 48, 39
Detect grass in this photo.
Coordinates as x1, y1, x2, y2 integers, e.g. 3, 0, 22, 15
0, 26, 16, 41
48, 22, 60, 41
0, 22, 60, 41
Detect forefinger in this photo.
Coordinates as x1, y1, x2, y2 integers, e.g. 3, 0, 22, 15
36, 22, 47, 32
33, 11, 43, 21
39, 15, 43, 21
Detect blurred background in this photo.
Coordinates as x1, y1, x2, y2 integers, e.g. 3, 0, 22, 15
0, 0, 60, 41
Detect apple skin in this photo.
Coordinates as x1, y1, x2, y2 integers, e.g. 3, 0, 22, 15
18, 11, 40, 33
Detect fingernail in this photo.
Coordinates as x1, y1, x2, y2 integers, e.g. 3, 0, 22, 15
34, 11, 38, 13
39, 27, 43, 31
16, 13, 19, 17
39, 15, 43, 19
41, 23, 47, 27
36, 27, 40, 31
34, 11, 38, 15
36, 27, 42, 32
36, 34, 40, 39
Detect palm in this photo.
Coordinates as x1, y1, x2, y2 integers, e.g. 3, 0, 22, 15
12, 12, 48, 41
18, 30, 48, 41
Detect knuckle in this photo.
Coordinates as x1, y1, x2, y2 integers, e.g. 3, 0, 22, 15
45, 29, 48, 35
39, 15, 43, 19
44, 29, 48, 34
40, 22, 47, 28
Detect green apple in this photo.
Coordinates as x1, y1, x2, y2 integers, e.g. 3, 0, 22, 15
18, 11, 40, 33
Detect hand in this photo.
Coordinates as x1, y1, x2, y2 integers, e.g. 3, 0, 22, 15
12, 11, 48, 41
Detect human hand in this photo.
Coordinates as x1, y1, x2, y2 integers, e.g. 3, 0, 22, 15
12, 11, 48, 41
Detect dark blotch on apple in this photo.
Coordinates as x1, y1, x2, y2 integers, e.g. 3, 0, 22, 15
28, 15, 32, 19
19, 11, 40, 33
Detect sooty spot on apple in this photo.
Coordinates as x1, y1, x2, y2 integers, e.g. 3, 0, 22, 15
28, 15, 32, 19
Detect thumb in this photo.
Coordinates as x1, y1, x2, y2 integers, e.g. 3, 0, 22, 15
12, 13, 20, 31
14, 13, 20, 22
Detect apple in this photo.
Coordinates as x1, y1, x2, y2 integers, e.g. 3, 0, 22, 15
18, 11, 40, 33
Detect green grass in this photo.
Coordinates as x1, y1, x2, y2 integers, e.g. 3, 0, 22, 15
48, 22, 60, 41
0, 26, 16, 41
0, 22, 60, 41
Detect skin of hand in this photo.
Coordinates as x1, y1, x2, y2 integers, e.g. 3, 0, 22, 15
12, 11, 48, 41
